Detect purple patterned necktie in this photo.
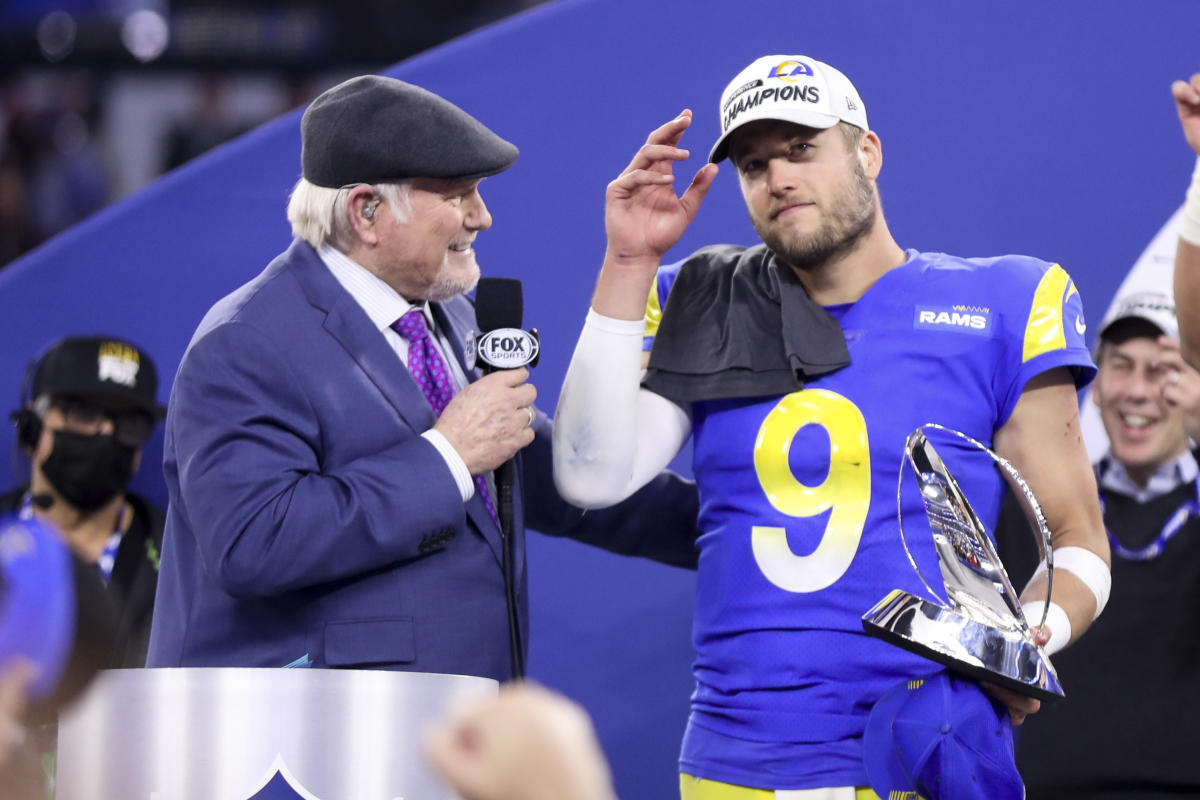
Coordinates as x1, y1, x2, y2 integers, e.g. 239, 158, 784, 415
393, 308, 499, 528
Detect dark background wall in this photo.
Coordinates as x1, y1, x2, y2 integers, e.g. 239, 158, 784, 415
1, 1, 1198, 798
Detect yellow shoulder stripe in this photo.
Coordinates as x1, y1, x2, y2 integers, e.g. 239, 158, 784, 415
1023, 263, 1070, 363
643, 278, 663, 339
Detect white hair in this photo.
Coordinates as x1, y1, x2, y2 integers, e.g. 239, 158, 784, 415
286, 178, 413, 250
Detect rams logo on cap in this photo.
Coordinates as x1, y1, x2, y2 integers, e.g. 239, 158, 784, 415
767, 60, 814, 82
97, 341, 140, 388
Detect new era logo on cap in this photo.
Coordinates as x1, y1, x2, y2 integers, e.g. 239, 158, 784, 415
709, 54, 869, 163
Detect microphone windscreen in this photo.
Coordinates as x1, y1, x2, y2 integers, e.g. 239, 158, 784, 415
475, 277, 523, 332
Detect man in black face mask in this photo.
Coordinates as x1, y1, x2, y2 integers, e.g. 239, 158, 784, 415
3, 336, 165, 668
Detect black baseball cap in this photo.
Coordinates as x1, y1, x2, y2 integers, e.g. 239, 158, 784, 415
31, 336, 165, 419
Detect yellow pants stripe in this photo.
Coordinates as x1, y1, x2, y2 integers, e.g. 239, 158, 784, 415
679, 774, 892, 800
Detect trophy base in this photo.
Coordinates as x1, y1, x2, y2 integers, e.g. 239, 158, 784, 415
862, 589, 1065, 703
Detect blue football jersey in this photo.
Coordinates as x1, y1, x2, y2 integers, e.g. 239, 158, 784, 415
644, 248, 1095, 789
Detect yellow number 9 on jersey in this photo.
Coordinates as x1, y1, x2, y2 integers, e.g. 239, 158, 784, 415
752, 389, 871, 593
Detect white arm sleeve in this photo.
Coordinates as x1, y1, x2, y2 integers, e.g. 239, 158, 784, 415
553, 309, 692, 508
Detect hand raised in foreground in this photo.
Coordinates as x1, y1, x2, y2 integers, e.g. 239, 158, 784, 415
426, 682, 619, 800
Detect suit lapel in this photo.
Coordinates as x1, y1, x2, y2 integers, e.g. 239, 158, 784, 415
432, 299, 482, 384
329, 298, 440, 432
286, 241, 433, 435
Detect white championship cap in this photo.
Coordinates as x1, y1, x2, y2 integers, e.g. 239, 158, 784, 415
1097, 290, 1179, 341
709, 54, 868, 164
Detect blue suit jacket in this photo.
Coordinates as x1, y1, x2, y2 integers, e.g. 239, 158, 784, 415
146, 240, 698, 680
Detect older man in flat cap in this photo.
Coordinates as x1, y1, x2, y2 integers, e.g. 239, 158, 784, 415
146, 76, 700, 680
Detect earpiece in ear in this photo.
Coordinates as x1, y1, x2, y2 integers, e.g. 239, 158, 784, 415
14, 408, 41, 451
362, 199, 379, 220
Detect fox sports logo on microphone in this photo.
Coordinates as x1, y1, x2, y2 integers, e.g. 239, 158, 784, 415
467, 328, 540, 370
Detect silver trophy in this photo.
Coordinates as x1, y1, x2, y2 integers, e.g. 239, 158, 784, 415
861, 424, 1065, 701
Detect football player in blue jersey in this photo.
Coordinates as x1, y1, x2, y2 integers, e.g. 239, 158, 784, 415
553, 54, 1111, 799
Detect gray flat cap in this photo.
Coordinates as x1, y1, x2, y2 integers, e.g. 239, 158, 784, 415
301, 75, 518, 187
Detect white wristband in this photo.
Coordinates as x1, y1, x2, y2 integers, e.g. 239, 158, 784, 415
1181, 155, 1200, 247
1021, 600, 1072, 655
1055, 546, 1111, 621
1028, 545, 1110, 622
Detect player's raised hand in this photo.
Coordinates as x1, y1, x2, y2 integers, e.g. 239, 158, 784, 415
1172, 73, 1200, 155
604, 110, 718, 271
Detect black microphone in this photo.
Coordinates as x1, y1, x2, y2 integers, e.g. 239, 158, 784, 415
470, 277, 540, 372
475, 276, 523, 337
470, 277, 536, 679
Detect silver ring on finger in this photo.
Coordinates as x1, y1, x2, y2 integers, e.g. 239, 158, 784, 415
526, 407, 535, 428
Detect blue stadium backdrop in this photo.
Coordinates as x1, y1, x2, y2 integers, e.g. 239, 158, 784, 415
1, 1, 1197, 797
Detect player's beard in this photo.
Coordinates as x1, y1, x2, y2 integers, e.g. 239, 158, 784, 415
754, 156, 877, 274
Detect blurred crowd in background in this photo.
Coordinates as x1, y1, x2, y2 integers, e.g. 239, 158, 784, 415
0, 0, 551, 268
